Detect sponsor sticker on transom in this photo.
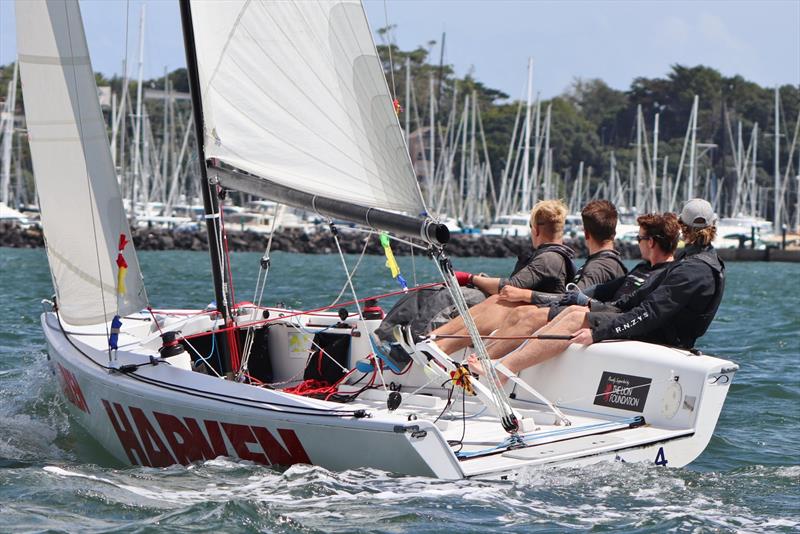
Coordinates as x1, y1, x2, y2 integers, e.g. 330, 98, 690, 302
593, 371, 652, 413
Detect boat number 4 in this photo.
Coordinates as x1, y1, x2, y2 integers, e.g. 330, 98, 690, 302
654, 447, 668, 466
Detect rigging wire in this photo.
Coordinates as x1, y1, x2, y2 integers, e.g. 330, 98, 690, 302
330, 229, 373, 306
382, 0, 397, 99
238, 203, 284, 378
329, 222, 388, 391
433, 252, 520, 434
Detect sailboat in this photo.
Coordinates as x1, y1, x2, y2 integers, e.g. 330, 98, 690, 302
17, 0, 737, 479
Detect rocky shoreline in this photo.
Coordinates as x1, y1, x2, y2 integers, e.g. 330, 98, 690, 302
0, 221, 641, 259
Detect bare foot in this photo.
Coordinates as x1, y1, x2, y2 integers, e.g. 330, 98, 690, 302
466, 354, 508, 385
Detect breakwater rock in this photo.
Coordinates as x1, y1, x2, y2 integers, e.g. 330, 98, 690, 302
0, 221, 641, 259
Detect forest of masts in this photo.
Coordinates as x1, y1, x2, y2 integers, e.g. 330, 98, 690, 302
1, 19, 799, 233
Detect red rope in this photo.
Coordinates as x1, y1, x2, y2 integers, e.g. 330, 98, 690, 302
217, 191, 241, 372
282, 379, 334, 396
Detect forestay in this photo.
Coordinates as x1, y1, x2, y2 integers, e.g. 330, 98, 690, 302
190, 0, 426, 216
16, 0, 147, 325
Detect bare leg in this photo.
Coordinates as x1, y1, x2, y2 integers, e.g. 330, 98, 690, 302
499, 307, 590, 374
433, 296, 523, 353
484, 306, 550, 359
431, 294, 501, 337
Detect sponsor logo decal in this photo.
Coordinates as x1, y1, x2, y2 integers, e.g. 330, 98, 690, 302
56, 363, 90, 413
101, 400, 311, 468
593, 371, 651, 413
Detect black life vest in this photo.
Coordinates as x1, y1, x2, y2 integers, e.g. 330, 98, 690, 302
511, 244, 577, 288
572, 249, 628, 286
682, 246, 726, 343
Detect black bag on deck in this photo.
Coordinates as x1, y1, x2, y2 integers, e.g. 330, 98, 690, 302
303, 332, 351, 384
373, 286, 486, 343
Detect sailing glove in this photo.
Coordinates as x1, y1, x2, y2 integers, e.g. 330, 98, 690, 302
558, 287, 591, 307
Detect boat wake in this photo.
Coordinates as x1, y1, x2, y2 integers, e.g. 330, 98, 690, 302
10, 461, 791, 532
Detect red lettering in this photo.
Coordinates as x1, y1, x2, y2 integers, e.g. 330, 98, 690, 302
102, 400, 149, 466
194, 419, 228, 459
252, 426, 311, 466
221, 422, 268, 465
154, 413, 228, 464
57, 363, 90, 413
130, 407, 176, 467
102, 401, 309, 469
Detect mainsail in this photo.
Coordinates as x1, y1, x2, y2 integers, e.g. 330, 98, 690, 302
189, 0, 427, 218
16, 0, 147, 325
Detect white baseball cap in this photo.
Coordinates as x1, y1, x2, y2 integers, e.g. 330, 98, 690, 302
679, 198, 717, 229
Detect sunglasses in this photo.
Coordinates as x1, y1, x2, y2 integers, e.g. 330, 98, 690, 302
636, 234, 665, 243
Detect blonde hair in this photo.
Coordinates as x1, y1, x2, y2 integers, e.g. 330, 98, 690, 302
680, 223, 717, 247
530, 199, 567, 238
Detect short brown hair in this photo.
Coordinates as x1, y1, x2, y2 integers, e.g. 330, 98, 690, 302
581, 200, 618, 242
680, 223, 717, 247
637, 212, 680, 253
530, 199, 567, 238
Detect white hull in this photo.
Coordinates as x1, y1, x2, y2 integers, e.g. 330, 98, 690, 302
42, 305, 737, 480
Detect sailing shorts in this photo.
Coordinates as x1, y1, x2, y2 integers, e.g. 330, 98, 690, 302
547, 303, 568, 321
586, 311, 623, 333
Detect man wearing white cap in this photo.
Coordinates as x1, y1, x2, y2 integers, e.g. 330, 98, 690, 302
578, 198, 726, 348
470, 199, 725, 380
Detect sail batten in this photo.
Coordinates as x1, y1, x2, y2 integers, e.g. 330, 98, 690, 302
191, 0, 427, 217
16, 0, 147, 325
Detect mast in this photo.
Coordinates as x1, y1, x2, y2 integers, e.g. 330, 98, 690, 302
1, 61, 18, 205
652, 112, 660, 211
774, 87, 781, 232
751, 123, 758, 217
543, 104, 552, 199
688, 95, 699, 199
521, 57, 533, 212
179, 0, 234, 336
532, 96, 542, 205
132, 4, 146, 216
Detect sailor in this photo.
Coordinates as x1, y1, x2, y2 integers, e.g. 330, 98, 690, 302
498, 199, 627, 306
472, 199, 724, 378
432, 199, 626, 355
429, 199, 575, 353
475, 211, 680, 360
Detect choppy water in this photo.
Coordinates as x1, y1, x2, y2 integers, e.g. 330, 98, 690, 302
0, 247, 798, 533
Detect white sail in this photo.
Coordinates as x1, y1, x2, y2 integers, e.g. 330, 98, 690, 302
16, 0, 147, 325
190, 0, 427, 216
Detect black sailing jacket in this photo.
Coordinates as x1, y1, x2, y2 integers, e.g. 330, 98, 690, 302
590, 244, 725, 348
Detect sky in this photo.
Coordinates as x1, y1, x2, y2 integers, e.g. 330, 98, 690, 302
1, 0, 798, 100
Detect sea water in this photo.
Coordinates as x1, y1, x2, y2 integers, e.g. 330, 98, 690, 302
0, 247, 798, 533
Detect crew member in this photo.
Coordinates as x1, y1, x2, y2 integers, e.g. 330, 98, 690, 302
431, 199, 575, 353
434, 199, 626, 355
477, 211, 679, 360
474, 199, 724, 378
